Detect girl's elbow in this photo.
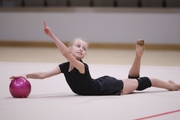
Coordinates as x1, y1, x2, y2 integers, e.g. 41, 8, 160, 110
62, 52, 67, 57
39, 76, 45, 80
62, 51, 70, 58
39, 74, 46, 79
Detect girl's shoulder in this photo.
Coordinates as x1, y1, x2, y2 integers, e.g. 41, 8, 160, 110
59, 60, 89, 70
80, 60, 89, 67
59, 61, 70, 73
59, 61, 69, 66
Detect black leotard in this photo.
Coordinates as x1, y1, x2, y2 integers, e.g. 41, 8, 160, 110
59, 61, 123, 95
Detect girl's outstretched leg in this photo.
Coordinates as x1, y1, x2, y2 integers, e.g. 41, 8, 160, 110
128, 39, 145, 77
121, 79, 138, 95
150, 77, 180, 91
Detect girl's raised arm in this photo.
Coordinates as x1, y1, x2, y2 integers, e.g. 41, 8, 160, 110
44, 21, 85, 74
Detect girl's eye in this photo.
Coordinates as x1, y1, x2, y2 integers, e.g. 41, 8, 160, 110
76, 45, 80, 48
83, 47, 86, 51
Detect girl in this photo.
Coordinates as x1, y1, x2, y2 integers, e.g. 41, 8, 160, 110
10, 21, 180, 95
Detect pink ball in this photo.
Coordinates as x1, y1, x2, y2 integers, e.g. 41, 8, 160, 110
9, 77, 31, 98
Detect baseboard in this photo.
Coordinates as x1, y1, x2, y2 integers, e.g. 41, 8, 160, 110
0, 41, 57, 48
0, 41, 180, 50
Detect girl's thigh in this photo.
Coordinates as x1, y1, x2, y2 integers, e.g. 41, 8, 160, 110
121, 79, 138, 95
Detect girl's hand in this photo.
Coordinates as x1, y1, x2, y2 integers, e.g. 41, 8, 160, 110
9, 75, 27, 81
44, 21, 53, 37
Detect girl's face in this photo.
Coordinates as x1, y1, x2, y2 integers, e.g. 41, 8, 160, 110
69, 39, 88, 60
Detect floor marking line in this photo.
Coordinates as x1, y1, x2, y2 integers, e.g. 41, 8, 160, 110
134, 109, 180, 120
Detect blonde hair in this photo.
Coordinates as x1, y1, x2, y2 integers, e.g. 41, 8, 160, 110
68, 37, 89, 48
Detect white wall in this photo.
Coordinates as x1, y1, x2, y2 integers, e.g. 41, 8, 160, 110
0, 9, 180, 44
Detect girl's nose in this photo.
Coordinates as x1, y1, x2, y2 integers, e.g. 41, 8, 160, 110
80, 47, 83, 51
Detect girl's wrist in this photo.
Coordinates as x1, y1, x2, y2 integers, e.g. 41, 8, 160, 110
49, 33, 54, 38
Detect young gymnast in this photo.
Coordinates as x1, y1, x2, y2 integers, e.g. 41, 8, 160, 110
10, 21, 180, 95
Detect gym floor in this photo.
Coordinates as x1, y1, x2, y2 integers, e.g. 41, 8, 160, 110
0, 46, 180, 120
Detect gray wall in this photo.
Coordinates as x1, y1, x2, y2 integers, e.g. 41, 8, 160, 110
0, 8, 180, 44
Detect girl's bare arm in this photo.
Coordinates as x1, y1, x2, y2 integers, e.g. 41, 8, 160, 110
10, 66, 61, 80
44, 21, 85, 74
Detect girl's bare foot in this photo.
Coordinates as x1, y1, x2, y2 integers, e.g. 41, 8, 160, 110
168, 80, 180, 91
136, 39, 145, 57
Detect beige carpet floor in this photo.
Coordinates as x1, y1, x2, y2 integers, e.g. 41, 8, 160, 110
0, 46, 180, 66
0, 47, 180, 120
